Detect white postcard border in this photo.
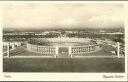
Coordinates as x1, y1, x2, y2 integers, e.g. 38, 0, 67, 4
0, 1, 127, 81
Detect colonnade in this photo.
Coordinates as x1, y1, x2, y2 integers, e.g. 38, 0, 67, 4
71, 46, 96, 54
27, 43, 99, 58
27, 43, 57, 54
3, 42, 121, 58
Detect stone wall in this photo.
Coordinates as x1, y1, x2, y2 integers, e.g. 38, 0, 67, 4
27, 43, 56, 54
71, 45, 97, 54
27, 43, 100, 57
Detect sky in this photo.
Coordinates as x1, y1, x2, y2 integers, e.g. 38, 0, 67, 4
3, 4, 124, 29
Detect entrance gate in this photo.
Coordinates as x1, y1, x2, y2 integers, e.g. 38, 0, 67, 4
58, 47, 69, 58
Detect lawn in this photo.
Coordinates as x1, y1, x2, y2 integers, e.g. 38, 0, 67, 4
3, 58, 125, 72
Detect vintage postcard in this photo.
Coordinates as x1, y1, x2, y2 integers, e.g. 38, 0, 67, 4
0, 1, 127, 81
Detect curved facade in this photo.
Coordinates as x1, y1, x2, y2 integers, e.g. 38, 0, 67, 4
26, 38, 101, 58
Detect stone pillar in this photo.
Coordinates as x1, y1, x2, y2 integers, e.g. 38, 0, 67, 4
90, 46, 92, 51
12, 44, 15, 49
7, 42, 10, 58
87, 47, 89, 52
117, 42, 120, 58
89, 46, 91, 52
69, 46, 72, 58
55, 46, 59, 58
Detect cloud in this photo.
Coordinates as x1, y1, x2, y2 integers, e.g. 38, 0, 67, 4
59, 18, 77, 26
3, 4, 124, 29
88, 14, 124, 27
89, 15, 108, 22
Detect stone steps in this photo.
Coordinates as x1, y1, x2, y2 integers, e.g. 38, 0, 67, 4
57, 54, 70, 58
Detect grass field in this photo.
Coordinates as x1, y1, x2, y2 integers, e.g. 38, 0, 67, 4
3, 58, 125, 72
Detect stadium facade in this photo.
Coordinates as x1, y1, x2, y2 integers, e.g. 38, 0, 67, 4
26, 37, 101, 58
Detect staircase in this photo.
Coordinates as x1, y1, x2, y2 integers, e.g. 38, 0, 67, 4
57, 54, 70, 58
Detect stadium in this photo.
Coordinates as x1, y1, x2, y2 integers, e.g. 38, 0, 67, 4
3, 31, 124, 58
26, 37, 101, 58
3, 31, 125, 72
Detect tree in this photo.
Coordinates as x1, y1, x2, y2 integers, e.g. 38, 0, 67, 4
112, 37, 124, 43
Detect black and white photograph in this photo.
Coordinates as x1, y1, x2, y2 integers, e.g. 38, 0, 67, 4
2, 2, 125, 73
